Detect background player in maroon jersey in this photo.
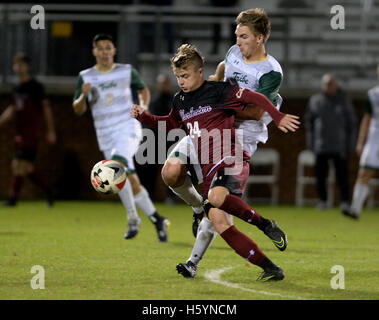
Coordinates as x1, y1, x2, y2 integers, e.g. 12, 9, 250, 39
0, 52, 56, 207
131, 44, 299, 281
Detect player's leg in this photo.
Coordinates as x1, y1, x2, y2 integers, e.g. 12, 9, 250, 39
3, 158, 26, 206
332, 154, 350, 214
103, 149, 141, 239
314, 153, 329, 209
128, 172, 169, 242
176, 215, 219, 278
349, 167, 376, 218
208, 186, 284, 281
163, 135, 204, 236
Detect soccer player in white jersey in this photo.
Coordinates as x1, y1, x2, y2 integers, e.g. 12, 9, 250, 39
72, 34, 169, 242
153, 9, 284, 277
347, 65, 379, 219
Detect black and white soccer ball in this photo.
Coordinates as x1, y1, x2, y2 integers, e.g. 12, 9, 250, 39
90, 160, 127, 194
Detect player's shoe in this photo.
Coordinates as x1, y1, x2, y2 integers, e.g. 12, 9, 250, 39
342, 209, 359, 220
263, 220, 287, 251
2, 199, 16, 207
192, 210, 204, 238
176, 261, 197, 278
124, 218, 141, 240
46, 189, 54, 208
154, 217, 170, 242
257, 266, 285, 282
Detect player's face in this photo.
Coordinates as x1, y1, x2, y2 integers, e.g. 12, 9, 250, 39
93, 40, 116, 67
13, 60, 29, 77
173, 65, 204, 93
235, 24, 264, 60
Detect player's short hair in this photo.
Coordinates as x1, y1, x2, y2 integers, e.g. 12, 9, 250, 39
13, 52, 30, 65
92, 33, 115, 47
236, 8, 271, 42
170, 44, 204, 71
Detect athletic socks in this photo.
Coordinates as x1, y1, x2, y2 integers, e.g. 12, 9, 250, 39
218, 194, 270, 230
350, 182, 370, 216
170, 175, 203, 213
220, 225, 266, 266
134, 186, 157, 218
9, 175, 24, 203
118, 178, 140, 221
188, 217, 217, 265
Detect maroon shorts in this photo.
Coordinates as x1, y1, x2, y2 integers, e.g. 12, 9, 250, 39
202, 160, 250, 199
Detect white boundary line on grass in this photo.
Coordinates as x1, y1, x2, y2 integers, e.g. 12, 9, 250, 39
204, 266, 307, 300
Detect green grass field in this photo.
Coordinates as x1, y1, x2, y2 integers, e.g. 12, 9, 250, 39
0, 200, 378, 300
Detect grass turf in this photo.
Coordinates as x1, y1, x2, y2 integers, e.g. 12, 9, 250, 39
0, 200, 378, 300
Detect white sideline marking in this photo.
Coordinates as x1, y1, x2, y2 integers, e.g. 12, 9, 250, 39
204, 266, 306, 300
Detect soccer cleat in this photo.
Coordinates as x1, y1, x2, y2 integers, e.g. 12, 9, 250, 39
2, 199, 16, 207
342, 209, 359, 220
124, 218, 141, 240
257, 266, 285, 282
46, 189, 54, 208
263, 220, 287, 251
192, 211, 204, 238
176, 261, 197, 278
155, 217, 170, 242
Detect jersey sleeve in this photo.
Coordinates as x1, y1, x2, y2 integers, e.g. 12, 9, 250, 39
137, 107, 182, 131
73, 74, 84, 101
130, 67, 147, 91
257, 71, 282, 105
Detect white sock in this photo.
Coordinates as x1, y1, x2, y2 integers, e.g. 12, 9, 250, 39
134, 186, 156, 217
188, 218, 217, 265
118, 178, 140, 222
350, 183, 370, 216
170, 175, 203, 213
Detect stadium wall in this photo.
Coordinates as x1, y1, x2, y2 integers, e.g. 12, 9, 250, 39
0, 94, 373, 205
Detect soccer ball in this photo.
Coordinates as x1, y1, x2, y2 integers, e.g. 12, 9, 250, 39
90, 160, 127, 194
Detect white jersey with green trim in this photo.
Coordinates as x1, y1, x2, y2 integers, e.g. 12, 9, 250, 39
79, 63, 141, 151
224, 45, 283, 150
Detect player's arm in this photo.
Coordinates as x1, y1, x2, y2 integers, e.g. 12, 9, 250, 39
0, 104, 15, 128
209, 61, 225, 82
137, 86, 151, 110
131, 104, 181, 131
356, 98, 372, 156
238, 88, 300, 133
72, 75, 89, 116
42, 99, 56, 144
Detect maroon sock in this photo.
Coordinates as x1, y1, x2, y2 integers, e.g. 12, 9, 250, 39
219, 194, 262, 226
220, 225, 266, 266
27, 172, 48, 193
9, 176, 24, 201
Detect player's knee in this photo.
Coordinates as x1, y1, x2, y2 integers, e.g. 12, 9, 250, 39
207, 187, 228, 208
357, 168, 374, 184
161, 159, 186, 187
208, 209, 231, 234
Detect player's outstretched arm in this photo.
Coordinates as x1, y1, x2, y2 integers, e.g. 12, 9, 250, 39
277, 114, 300, 133
131, 104, 180, 131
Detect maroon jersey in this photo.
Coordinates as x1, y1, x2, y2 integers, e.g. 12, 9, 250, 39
12, 79, 46, 148
138, 80, 284, 178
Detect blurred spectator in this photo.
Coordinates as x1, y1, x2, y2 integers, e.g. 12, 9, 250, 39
0, 52, 56, 207
305, 74, 357, 213
209, 0, 239, 55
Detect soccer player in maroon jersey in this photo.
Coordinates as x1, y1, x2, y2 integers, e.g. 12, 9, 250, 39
0, 52, 56, 207
131, 44, 299, 281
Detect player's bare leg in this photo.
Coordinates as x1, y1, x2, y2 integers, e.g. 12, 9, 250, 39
348, 168, 376, 219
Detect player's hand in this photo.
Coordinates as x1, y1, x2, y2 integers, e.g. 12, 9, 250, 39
208, 74, 218, 81
82, 83, 91, 97
130, 104, 145, 118
277, 114, 300, 133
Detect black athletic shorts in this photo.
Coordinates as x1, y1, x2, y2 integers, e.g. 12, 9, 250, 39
15, 147, 37, 162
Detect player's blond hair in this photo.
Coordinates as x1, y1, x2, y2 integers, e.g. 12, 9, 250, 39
236, 8, 271, 43
170, 44, 204, 70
